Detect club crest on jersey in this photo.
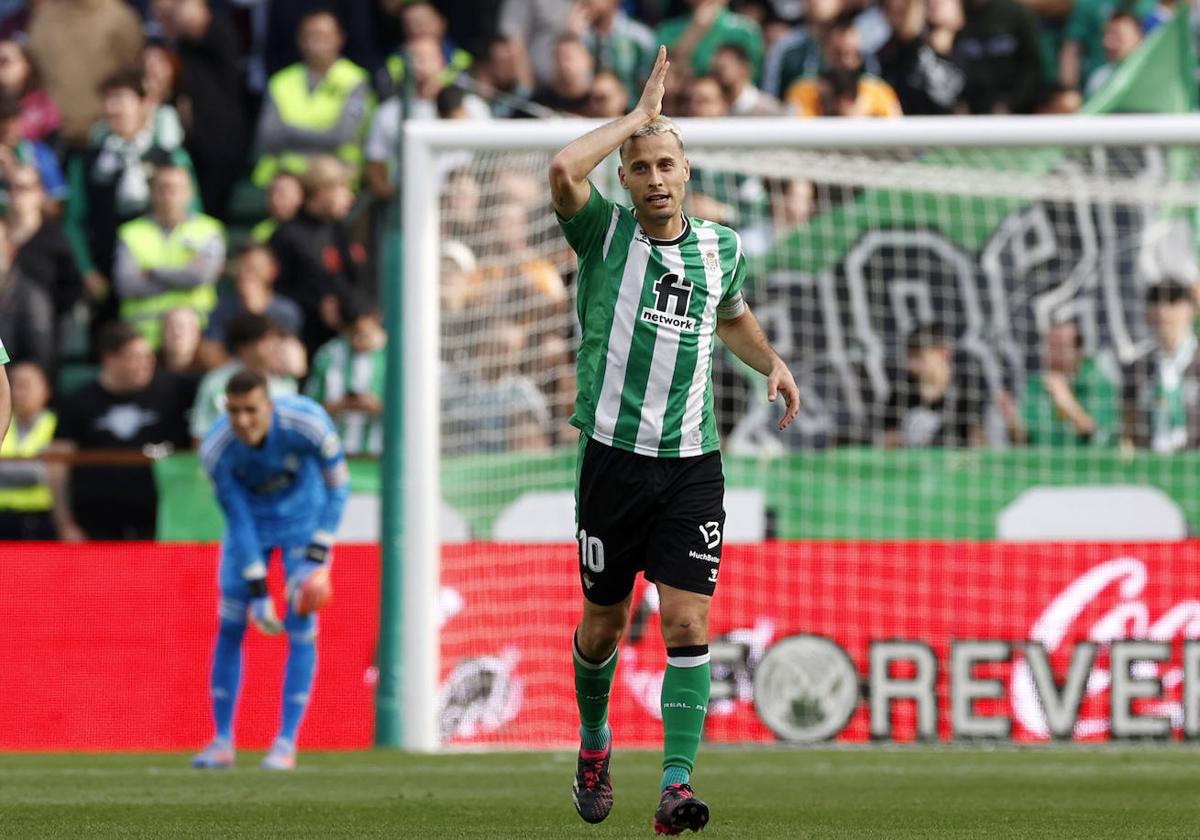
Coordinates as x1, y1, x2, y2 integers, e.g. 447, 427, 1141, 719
703, 248, 721, 273
641, 272, 696, 332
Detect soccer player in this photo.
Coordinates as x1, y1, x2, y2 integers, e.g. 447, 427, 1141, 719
549, 46, 800, 835
192, 369, 349, 771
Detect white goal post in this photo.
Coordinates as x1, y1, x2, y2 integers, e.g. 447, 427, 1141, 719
399, 114, 1200, 752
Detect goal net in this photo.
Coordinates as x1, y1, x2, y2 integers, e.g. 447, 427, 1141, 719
403, 116, 1200, 750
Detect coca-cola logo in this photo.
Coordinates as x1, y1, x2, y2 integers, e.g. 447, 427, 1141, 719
1011, 557, 1200, 739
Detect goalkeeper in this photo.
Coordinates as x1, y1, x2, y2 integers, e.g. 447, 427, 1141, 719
193, 369, 349, 771
550, 46, 799, 835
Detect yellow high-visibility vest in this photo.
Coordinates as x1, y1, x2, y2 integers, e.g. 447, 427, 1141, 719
252, 58, 373, 186
117, 213, 224, 348
0, 411, 56, 512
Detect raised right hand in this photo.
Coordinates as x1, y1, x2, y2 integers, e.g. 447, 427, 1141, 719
635, 46, 670, 121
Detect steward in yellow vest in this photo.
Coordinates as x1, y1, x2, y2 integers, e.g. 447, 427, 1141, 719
252, 10, 374, 187
113, 163, 226, 349
0, 361, 56, 539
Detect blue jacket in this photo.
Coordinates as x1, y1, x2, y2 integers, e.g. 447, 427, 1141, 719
200, 394, 350, 577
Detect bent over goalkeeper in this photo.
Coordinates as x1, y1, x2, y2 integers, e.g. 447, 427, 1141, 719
550, 46, 800, 836
193, 369, 349, 771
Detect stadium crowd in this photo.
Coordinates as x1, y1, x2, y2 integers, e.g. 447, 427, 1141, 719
0, 0, 1191, 541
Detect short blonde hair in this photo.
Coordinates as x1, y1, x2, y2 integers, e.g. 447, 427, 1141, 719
619, 116, 685, 162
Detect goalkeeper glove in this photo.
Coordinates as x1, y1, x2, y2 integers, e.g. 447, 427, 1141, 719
286, 538, 333, 613
247, 577, 283, 635
248, 594, 283, 635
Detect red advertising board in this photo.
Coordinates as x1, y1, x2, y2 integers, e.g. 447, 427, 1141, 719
438, 541, 1200, 746
0, 544, 380, 750
3, 542, 1200, 750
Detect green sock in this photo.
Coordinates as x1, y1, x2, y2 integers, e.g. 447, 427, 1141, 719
660, 645, 711, 791
574, 631, 617, 749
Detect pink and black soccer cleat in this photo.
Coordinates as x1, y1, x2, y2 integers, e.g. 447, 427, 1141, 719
572, 744, 613, 823
653, 783, 709, 835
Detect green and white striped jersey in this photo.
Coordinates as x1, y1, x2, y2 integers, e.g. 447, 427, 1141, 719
306, 336, 385, 456
558, 183, 747, 458
0, 335, 7, 365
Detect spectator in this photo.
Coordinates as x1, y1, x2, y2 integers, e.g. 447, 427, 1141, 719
379, 0, 474, 97
953, 0, 1043, 113
0, 38, 61, 144
64, 70, 194, 315
1121, 278, 1200, 452
27, 0, 143, 147
569, 0, 658, 95
452, 320, 551, 453
686, 74, 730, 116
785, 20, 903, 116
476, 202, 567, 335
306, 296, 386, 457
1059, 0, 1154, 91
0, 361, 56, 540
0, 217, 55, 372
363, 35, 490, 202
153, 0, 248, 219
766, 176, 815, 236
497, 0, 572, 88
587, 69, 631, 117
400, 33, 489, 119
189, 312, 299, 444
269, 155, 370, 358
882, 324, 987, 447
999, 320, 1117, 446
1083, 11, 1143, 98
762, 0, 844, 98
158, 305, 206, 377
532, 34, 596, 115
49, 321, 194, 541
6, 165, 82, 333
251, 171, 305, 244
472, 35, 538, 118
710, 43, 785, 115
200, 243, 304, 369
251, 10, 375, 188
141, 40, 181, 115
0, 95, 67, 214
656, 0, 765, 81
876, 0, 966, 115
112, 160, 225, 349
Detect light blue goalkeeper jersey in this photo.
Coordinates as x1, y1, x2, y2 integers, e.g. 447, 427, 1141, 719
200, 394, 349, 578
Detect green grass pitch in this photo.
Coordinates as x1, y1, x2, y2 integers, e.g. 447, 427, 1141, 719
2, 748, 1198, 839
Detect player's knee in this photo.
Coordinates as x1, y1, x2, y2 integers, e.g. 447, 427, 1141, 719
659, 607, 709, 648
577, 612, 626, 658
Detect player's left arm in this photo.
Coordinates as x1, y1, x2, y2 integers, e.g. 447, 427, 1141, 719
716, 306, 800, 431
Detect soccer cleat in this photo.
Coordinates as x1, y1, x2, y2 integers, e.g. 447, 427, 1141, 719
191, 739, 235, 769
260, 738, 297, 771
653, 783, 709, 835
571, 744, 613, 823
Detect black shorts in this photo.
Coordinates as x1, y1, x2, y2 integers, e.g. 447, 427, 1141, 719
575, 435, 726, 605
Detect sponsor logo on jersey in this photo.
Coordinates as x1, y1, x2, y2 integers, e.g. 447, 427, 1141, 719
641, 272, 696, 332
689, 550, 720, 563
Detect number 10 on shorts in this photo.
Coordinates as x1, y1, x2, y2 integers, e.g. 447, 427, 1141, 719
577, 528, 605, 573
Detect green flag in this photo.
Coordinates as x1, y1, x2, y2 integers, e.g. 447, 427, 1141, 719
1084, 11, 1198, 114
